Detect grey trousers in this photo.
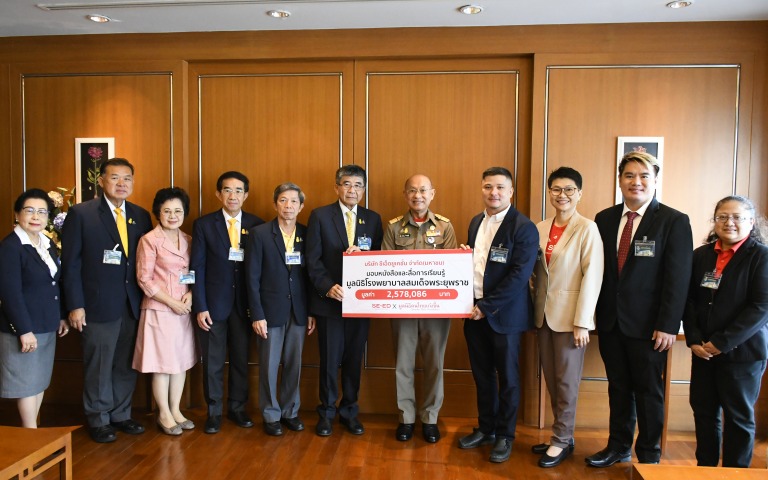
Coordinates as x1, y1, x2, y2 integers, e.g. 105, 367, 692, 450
257, 314, 306, 423
538, 321, 586, 448
391, 318, 450, 424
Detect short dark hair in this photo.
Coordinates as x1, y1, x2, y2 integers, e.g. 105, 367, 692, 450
617, 151, 660, 177
335, 165, 367, 186
273, 182, 305, 204
100, 158, 135, 176
482, 166, 513, 182
547, 166, 583, 189
14, 188, 54, 213
151, 187, 190, 220
705, 195, 768, 245
217, 171, 249, 193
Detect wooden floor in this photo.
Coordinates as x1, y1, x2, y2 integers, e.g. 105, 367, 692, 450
3, 404, 766, 480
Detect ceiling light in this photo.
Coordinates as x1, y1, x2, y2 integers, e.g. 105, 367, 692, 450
85, 14, 112, 23
666, 1, 693, 8
458, 5, 483, 15
266, 9, 290, 18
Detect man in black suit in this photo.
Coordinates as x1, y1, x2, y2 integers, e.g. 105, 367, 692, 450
306, 164, 383, 437
586, 151, 693, 467
246, 182, 315, 437
62, 158, 152, 443
191, 171, 264, 434
457, 166, 538, 463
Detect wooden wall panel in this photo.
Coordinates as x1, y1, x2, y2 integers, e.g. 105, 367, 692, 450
0, 64, 10, 231
21, 74, 173, 210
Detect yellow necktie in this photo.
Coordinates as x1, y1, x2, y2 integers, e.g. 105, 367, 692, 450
345, 211, 355, 247
228, 218, 239, 248
115, 207, 128, 256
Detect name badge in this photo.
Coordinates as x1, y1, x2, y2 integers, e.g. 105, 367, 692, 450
103, 247, 122, 265
634, 236, 655, 257
490, 245, 509, 263
700, 271, 721, 290
285, 251, 301, 265
229, 247, 245, 262
358, 235, 372, 251
425, 230, 441, 237
180, 270, 195, 284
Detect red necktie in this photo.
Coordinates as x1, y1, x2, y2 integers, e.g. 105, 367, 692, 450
617, 212, 639, 274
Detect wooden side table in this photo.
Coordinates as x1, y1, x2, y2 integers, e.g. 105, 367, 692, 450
0, 425, 79, 479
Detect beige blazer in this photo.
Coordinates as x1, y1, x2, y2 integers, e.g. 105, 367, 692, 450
136, 224, 192, 312
532, 211, 604, 332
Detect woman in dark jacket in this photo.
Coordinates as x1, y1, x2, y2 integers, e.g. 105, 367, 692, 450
683, 195, 768, 468
0, 189, 69, 427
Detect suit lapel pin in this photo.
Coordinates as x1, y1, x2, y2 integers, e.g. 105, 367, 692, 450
242, 228, 248, 235
359, 218, 365, 225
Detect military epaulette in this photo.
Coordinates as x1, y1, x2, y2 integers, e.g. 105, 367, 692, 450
389, 215, 403, 224
435, 213, 451, 223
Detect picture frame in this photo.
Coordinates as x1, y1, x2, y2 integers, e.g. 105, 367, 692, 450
615, 136, 664, 204
75, 137, 114, 203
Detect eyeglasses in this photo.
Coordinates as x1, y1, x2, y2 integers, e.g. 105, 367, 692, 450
406, 187, 433, 196
337, 181, 365, 191
714, 214, 751, 224
161, 209, 185, 217
221, 187, 245, 196
21, 207, 49, 216
549, 186, 579, 197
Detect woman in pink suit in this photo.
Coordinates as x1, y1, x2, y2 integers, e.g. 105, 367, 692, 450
133, 187, 196, 435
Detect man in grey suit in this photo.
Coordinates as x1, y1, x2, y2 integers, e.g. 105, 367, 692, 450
62, 158, 152, 443
246, 183, 315, 436
382, 174, 457, 443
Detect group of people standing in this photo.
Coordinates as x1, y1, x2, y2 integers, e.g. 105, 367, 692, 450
0, 152, 765, 471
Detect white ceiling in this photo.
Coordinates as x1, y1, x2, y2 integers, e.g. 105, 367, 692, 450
1, 0, 767, 38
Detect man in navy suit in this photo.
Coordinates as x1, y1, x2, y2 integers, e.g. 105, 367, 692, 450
586, 151, 692, 466
457, 166, 538, 463
191, 171, 264, 434
306, 164, 383, 437
246, 182, 315, 437
62, 158, 152, 443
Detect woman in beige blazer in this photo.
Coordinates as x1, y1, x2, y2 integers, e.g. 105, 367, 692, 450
531, 167, 604, 468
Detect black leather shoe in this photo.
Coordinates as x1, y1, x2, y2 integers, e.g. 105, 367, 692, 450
489, 437, 513, 463
316, 417, 333, 437
532, 438, 575, 455
110, 419, 145, 435
458, 428, 496, 449
422, 423, 441, 443
263, 421, 283, 436
396, 423, 414, 441
227, 410, 254, 428
339, 416, 364, 435
89, 425, 116, 443
280, 417, 305, 432
538, 446, 572, 468
204, 415, 221, 434
585, 447, 632, 468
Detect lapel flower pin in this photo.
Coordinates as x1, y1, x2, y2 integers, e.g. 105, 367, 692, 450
242, 228, 248, 235
128, 218, 135, 225
358, 218, 365, 225
295, 236, 302, 243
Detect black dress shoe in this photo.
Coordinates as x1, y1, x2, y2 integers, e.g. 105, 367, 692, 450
316, 417, 333, 437
110, 419, 145, 435
458, 428, 496, 449
339, 416, 364, 435
89, 425, 116, 443
489, 437, 513, 463
280, 417, 305, 432
422, 423, 441, 443
204, 415, 221, 434
538, 446, 572, 468
585, 447, 632, 468
263, 421, 284, 436
396, 423, 414, 441
532, 438, 575, 455
227, 410, 254, 428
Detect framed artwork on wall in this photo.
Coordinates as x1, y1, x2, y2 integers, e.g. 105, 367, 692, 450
615, 136, 664, 204
75, 137, 114, 203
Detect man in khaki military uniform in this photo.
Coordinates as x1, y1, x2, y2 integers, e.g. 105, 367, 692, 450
382, 174, 457, 444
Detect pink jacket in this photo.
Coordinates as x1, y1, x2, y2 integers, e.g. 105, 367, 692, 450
136, 224, 192, 312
